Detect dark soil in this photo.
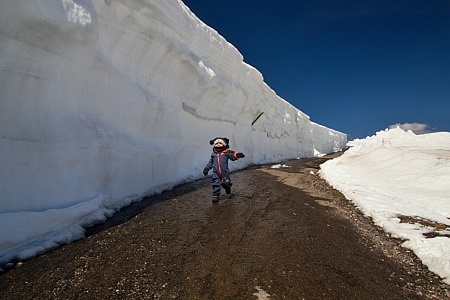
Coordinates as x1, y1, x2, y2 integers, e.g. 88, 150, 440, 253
1, 152, 449, 299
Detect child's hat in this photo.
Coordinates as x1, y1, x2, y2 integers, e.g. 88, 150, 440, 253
210, 137, 229, 148
213, 139, 226, 147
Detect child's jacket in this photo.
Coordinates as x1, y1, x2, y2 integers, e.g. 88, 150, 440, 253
206, 148, 240, 181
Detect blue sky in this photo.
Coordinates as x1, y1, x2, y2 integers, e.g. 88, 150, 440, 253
182, 0, 450, 139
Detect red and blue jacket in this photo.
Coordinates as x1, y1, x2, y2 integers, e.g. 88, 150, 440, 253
206, 147, 240, 181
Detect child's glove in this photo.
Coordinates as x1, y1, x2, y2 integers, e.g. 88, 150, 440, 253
236, 152, 245, 158
203, 167, 210, 176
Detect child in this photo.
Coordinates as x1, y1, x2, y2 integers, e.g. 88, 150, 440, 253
203, 137, 245, 203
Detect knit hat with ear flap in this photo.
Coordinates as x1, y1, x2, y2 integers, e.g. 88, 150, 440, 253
213, 139, 226, 147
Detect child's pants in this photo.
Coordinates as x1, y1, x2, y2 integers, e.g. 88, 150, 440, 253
211, 174, 232, 195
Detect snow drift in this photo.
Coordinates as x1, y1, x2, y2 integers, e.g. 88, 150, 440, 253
0, 0, 346, 264
321, 128, 450, 284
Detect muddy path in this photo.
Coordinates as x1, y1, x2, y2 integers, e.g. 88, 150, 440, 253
1, 153, 449, 299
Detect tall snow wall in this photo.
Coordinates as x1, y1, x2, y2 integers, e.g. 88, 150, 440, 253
0, 0, 346, 263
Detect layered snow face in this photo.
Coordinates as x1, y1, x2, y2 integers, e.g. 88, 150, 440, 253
0, 0, 346, 263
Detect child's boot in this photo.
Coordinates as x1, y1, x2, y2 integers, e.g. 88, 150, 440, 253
224, 186, 231, 194
212, 195, 219, 203
223, 179, 232, 194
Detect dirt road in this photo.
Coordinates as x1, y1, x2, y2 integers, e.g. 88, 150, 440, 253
1, 153, 449, 299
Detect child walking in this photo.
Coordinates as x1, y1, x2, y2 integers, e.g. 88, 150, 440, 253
203, 137, 245, 203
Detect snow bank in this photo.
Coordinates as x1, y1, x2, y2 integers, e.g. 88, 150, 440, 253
321, 127, 450, 284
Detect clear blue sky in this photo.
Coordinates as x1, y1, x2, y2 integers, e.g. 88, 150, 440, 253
182, 0, 450, 139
